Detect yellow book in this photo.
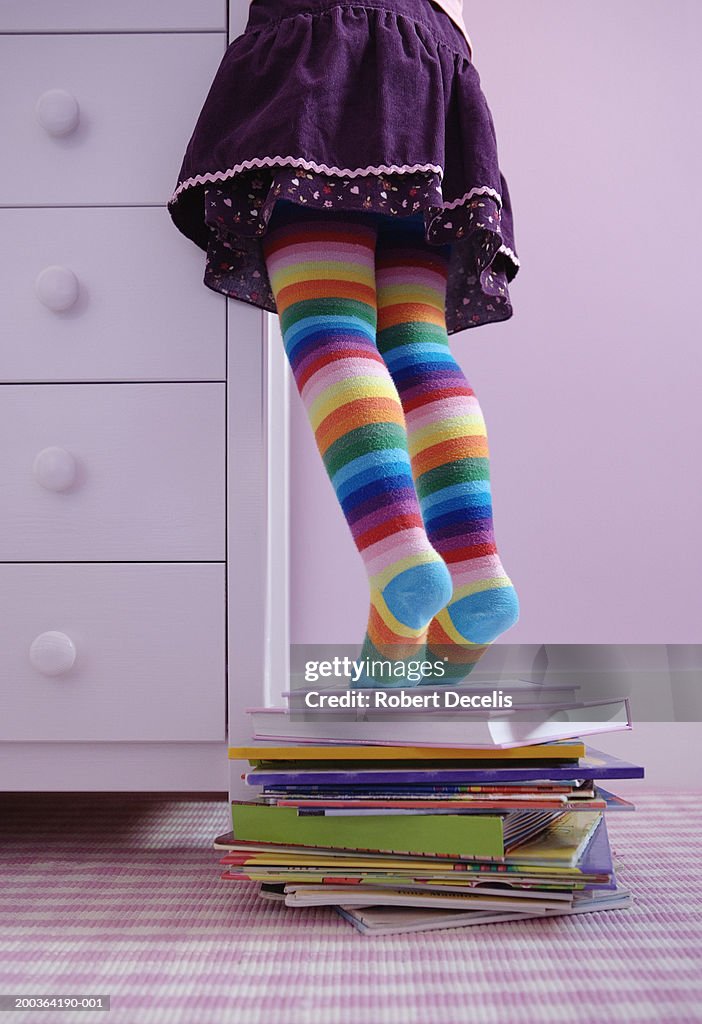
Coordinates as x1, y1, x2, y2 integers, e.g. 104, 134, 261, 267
501, 811, 603, 868
228, 740, 585, 762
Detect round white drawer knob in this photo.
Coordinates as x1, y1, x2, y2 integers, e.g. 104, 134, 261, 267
35, 265, 80, 312
35, 89, 80, 137
29, 631, 77, 676
33, 446, 77, 492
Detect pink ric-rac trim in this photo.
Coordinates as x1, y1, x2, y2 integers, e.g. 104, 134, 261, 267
498, 244, 520, 268
168, 155, 504, 211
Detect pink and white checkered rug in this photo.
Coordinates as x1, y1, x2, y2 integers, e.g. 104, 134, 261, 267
1, 792, 701, 1024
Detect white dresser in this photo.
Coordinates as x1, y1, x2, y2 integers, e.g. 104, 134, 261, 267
0, 1, 290, 791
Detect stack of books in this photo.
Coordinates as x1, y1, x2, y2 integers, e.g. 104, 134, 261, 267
215, 738, 644, 935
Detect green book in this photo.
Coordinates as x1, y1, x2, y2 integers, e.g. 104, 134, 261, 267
231, 802, 504, 859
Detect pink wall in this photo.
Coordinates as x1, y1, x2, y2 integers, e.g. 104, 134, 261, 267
289, 1, 702, 648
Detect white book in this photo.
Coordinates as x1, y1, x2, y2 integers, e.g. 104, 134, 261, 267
246, 698, 632, 749
335, 888, 633, 935
284, 885, 574, 912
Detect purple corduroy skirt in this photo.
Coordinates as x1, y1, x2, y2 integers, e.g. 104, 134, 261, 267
167, 0, 520, 335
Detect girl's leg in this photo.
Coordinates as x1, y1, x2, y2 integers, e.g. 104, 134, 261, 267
374, 214, 520, 677
262, 201, 452, 679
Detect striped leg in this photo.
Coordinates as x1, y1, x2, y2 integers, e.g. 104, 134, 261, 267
262, 201, 452, 683
375, 214, 520, 679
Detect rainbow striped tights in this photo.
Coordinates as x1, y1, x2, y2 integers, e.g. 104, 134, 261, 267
262, 200, 519, 682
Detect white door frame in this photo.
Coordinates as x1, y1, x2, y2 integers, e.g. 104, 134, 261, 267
226, 2, 291, 799
227, 306, 290, 797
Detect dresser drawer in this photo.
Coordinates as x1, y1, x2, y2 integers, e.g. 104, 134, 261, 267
0, 32, 225, 206
0, 382, 225, 561
0, 562, 225, 742
1, 0, 226, 33
0, 207, 226, 383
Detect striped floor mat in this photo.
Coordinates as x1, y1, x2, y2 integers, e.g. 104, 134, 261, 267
1, 792, 700, 1024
